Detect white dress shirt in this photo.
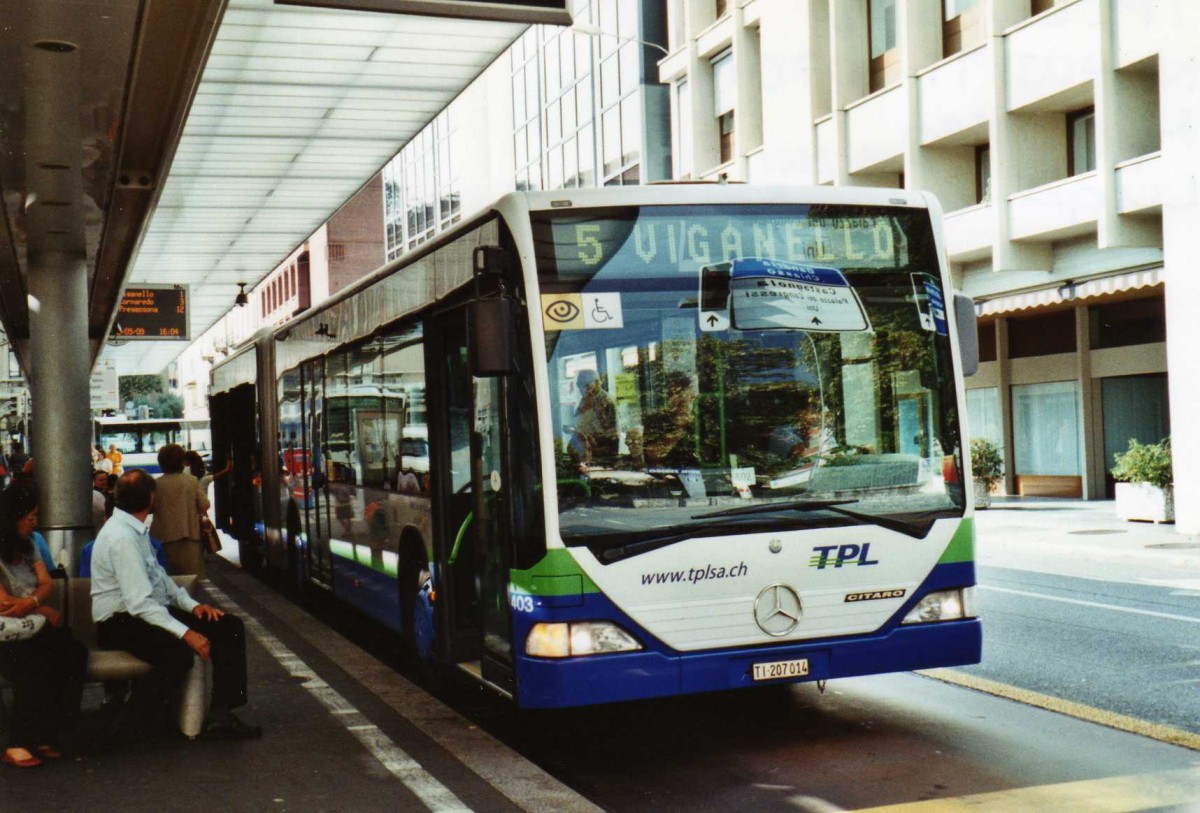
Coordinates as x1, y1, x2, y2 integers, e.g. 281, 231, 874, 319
91, 508, 199, 638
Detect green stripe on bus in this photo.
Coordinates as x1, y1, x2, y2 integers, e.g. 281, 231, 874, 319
329, 538, 399, 578
510, 549, 599, 596
937, 517, 975, 564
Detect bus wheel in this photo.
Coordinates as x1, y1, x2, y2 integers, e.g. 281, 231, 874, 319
399, 554, 439, 684
286, 522, 301, 595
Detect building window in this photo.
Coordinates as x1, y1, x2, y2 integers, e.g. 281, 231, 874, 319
328, 243, 345, 262
975, 144, 991, 203
668, 0, 685, 50
674, 79, 692, 179
1012, 381, 1082, 478
1101, 373, 1169, 496
1088, 295, 1165, 349
1031, 0, 1057, 14
966, 387, 1005, 469
977, 321, 997, 362
715, 0, 728, 18
942, 0, 984, 58
869, 0, 899, 93
1008, 310, 1076, 358
712, 50, 735, 165
1068, 107, 1096, 176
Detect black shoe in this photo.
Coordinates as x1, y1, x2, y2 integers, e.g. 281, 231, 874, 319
198, 715, 262, 741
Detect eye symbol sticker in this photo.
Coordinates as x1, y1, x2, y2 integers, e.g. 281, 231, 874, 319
545, 300, 580, 323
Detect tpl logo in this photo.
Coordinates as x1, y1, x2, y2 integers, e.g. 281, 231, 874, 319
809, 543, 880, 569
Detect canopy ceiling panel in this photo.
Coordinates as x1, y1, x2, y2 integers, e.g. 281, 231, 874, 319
100, 0, 547, 374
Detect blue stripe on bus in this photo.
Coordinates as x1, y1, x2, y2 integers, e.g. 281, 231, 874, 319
510, 561, 980, 709
329, 556, 402, 634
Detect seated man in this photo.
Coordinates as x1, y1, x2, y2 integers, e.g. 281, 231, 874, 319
91, 469, 261, 742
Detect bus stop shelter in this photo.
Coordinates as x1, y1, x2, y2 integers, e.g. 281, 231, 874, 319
0, 0, 570, 568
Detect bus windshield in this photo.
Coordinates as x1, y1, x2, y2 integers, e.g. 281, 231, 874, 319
532, 203, 966, 557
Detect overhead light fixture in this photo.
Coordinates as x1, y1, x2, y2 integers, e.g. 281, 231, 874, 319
235, 282, 248, 308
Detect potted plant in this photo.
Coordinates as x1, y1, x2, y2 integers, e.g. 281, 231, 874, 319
1112, 438, 1173, 523
969, 438, 1003, 509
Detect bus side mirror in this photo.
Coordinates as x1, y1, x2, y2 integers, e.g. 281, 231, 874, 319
469, 298, 515, 377
954, 293, 979, 377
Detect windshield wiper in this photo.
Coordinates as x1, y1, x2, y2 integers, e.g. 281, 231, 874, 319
693, 499, 934, 539
584, 517, 802, 563
695, 499, 859, 519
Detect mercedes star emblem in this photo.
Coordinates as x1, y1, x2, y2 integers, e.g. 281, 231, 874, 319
753, 584, 802, 636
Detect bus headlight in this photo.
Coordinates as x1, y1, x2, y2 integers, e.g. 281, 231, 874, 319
901, 588, 976, 624
526, 621, 643, 658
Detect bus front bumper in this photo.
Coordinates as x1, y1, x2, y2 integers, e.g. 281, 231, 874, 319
513, 618, 981, 709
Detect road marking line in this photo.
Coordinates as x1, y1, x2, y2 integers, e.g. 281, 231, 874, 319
920, 668, 1200, 751
980, 584, 1200, 624
850, 766, 1200, 812
203, 584, 473, 813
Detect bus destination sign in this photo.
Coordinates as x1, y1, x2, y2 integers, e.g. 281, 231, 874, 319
110, 286, 189, 340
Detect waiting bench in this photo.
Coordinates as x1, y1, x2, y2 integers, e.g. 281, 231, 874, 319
2, 575, 210, 739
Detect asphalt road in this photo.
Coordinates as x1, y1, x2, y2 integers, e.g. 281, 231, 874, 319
959, 564, 1200, 734
451, 668, 1199, 812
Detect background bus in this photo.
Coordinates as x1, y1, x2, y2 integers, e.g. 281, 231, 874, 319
94, 416, 212, 475
210, 185, 981, 709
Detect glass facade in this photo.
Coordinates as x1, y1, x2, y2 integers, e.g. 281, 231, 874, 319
382, 108, 462, 262
513, 0, 646, 192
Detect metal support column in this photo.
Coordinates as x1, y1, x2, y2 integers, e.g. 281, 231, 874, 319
24, 33, 94, 572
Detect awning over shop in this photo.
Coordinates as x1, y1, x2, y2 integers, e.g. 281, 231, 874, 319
976, 267, 1163, 318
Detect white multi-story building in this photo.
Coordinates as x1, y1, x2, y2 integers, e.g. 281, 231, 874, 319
660, 0, 1199, 532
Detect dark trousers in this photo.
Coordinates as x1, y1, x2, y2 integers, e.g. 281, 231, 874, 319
0, 625, 88, 749
96, 608, 248, 728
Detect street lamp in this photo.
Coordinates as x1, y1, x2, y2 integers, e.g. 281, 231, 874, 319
571, 23, 670, 58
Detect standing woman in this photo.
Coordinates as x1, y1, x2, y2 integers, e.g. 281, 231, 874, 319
150, 444, 210, 576
0, 484, 88, 767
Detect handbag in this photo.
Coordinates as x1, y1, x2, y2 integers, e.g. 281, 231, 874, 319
0, 612, 46, 643
0, 559, 47, 642
200, 516, 222, 554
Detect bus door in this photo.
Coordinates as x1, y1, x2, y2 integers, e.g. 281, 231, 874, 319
429, 307, 514, 688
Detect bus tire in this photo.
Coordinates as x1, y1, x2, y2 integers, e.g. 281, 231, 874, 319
286, 504, 303, 595
398, 539, 439, 684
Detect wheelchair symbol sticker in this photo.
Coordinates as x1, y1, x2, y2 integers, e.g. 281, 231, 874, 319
541, 293, 623, 330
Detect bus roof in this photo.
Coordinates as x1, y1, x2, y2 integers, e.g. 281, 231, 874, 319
504, 184, 935, 214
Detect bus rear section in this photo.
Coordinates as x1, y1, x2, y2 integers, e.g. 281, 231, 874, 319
506, 197, 980, 707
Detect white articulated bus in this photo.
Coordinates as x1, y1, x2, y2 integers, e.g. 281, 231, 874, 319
210, 185, 981, 708
94, 417, 211, 475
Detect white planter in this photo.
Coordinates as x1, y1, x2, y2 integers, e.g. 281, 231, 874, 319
973, 478, 993, 510
1114, 482, 1174, 523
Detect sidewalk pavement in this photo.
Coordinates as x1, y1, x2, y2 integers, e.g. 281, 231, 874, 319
973, 496, 1200, 585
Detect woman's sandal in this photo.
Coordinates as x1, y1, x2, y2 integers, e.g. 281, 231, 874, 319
2, 748, 43, 768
